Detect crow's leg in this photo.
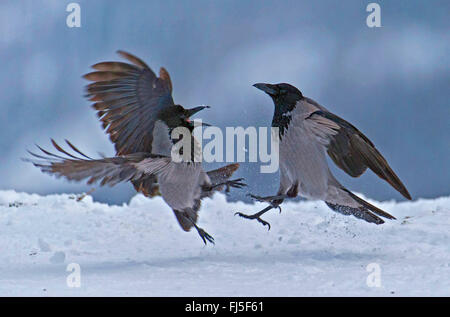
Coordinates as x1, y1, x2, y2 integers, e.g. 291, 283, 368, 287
193, 223, 215, 245
247, 193, 288, 212
248, 193, 288, 202
217, 178, 247, 190
235, 205, 274, 230
185, 216, 215, 245
238, 184, 298, 229
235, 193, 290, 229
223, 178, 247, 192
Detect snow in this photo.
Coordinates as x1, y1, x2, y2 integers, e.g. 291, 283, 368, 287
0, 189, 449, 296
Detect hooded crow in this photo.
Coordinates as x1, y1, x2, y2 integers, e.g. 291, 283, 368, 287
236, 83, 411, 229
26, 51, 245, 244
83, 50, 210, 197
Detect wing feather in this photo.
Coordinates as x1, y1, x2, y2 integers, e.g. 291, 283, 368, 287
305, 110, 411, 199
25, 140, 170, 187
84, 51, 175, 156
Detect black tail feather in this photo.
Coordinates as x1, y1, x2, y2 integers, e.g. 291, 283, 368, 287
326, 202, 385, 225
343, 188, 396, 220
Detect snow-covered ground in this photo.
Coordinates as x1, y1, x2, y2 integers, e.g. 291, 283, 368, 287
0, 189, 448, 296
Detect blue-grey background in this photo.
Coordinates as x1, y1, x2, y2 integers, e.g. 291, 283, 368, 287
1, 0, 449, 204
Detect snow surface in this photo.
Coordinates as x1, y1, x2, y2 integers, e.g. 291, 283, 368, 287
0, 190, 449, 296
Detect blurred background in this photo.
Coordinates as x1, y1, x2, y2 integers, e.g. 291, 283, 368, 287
1, 0, 448, 204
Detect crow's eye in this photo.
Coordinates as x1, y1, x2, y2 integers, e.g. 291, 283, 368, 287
279, 89, 287, 95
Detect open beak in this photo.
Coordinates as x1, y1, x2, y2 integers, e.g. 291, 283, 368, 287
185, 106, 211, 127
253, 83, 278, 96
200, 121, 211, 127
185, 105, 210, 117
185, 119, 211, 127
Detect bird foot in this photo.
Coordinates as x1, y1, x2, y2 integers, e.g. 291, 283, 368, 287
195, 226, 215, 245
248, 194, 282, 213
226, 178, 247, 189
208, 178, 246, 193
223, 178, 247, 194
234, 211, 271, 231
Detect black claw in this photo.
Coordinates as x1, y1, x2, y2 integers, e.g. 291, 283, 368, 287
234, 212, 271, 230
193, 224, 215, 245
259, 218, 271, 231
198, 228, 215, 245
228, 178, 247, 189
248, 194, 281, 212
248, 194, 270, 203
219, 178, 247, 194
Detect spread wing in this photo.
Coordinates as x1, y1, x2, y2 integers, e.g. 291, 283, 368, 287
25, 139, 170, 187
84, 50, 174, 156
305, 110, 412, 200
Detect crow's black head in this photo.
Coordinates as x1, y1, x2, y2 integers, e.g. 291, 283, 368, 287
253, 83, 303, 110
253, 83, 303, 136
159, 105, 210, 130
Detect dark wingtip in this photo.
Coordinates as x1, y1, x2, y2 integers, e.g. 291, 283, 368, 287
403, 191, 412, 201
374, 217, 385, 225
392, 177, 412, 200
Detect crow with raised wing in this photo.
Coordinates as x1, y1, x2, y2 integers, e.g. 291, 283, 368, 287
236, 83, 411, 229
26, 51, 245, 244
83, 50, 208, 197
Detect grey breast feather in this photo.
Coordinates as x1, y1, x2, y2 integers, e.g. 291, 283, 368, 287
157, 162, 210, 211
278, 100, 331, 199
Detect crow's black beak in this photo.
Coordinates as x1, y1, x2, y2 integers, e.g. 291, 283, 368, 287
185, 105, 210, 117
253, 83, 278, 96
